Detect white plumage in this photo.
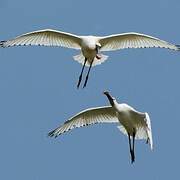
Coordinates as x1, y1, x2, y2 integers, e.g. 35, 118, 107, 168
1, 29, 179, 88
48, 91, 153, 163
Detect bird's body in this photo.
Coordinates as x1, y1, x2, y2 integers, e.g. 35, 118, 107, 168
115, 103, 140, 135
114, 103, 151, 142
80, 36, 98, 64
1, 29, 179, 87
48, 91, 153, 163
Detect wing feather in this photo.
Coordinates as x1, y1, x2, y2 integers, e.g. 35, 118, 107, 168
99, 32, 180, 51
0, 29, 82, 49
48, 106, 118, 138
145, 113, 153, 150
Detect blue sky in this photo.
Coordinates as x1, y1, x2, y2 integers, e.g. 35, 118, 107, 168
0, 0, 180, 179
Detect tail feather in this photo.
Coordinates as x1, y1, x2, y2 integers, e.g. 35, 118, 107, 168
73, 53, 108, 67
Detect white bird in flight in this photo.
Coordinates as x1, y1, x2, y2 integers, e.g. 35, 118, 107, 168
1, 29, 179, 88
48, 91, 153, 163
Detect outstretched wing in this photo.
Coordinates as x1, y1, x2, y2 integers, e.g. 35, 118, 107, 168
0, 29, 82, 49
99, 32, 180, 51
48, 106, 118, 138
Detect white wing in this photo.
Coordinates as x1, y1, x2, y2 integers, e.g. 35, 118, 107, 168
0, 29, 82, 49
145, 112, 153, 150
99, 32, 180, 51
48, 106, 118, 138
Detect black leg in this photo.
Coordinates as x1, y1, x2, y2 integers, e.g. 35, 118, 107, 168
146, 137, 149, 144
77, 58, 87, 89
131, 131, 135, 163
83, 59, 94, 88
128, 133, 133, 163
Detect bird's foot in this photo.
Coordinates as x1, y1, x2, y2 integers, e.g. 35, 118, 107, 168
130, 150, 135, 164
96, 54, 101, 60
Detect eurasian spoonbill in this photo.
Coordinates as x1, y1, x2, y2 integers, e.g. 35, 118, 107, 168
1, 29, 179, 88
48, 91, 153, 163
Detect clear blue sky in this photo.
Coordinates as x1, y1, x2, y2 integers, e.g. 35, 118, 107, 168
0, 0, 180, 179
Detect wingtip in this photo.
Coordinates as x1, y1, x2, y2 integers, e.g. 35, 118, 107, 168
48, 130, 55, 138
176, 44, 180, 50
0, 40, 6, 47
48, 128, 60, 138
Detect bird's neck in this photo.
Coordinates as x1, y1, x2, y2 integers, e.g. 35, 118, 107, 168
106, 93, 115, 106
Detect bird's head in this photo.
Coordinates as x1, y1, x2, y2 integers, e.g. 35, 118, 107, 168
103, 91, 110, 96
96, 42, 101, 48
103, 91, 116, 106
95, 42, 101, 52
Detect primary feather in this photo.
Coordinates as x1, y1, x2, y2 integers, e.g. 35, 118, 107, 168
48, 106, 118, 138
0, 29, 82, 49
99, 32, 180, 51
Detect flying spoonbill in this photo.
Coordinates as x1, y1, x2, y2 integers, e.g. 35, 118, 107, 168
48, 91, 153, 163
1, 29, 179, 88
